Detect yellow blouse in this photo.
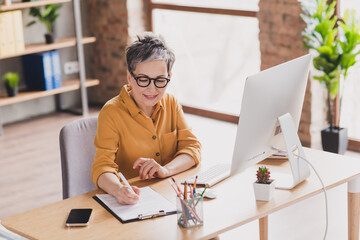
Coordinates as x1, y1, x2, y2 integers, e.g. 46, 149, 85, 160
91, 85, 201, 187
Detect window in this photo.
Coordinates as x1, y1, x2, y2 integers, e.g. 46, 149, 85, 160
339, 0, 360, 141
152, 0, 259, 11
151, 2, 260, 115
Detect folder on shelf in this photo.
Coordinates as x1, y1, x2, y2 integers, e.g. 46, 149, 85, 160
3, 12, 16, 55
93, 187, 177, 223
12, 10, 25, 53
0, 11, 25, 56
23, 52, 54, 91
0, 14, 6, 56
50, 50, 62, 89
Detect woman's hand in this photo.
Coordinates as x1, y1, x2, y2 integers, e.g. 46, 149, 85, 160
113, 185, 141, 205
133, 158, 170, 180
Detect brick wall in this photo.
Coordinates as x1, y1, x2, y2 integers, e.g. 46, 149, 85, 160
87, 0, 148, 104
258, 0, 312, 147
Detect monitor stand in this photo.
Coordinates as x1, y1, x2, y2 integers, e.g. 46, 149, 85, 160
271, 113, 310, 189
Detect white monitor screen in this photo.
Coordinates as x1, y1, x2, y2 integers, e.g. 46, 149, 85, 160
230, 54, 312, 175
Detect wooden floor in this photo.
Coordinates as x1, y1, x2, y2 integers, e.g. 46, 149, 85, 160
0, 110, 359, 239
0, 109, 100, 220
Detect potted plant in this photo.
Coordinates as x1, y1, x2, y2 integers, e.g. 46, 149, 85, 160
2, 72, 19, 97
26, 4, 62, 44
253, 166, 275, 201
299, 0, 360, 154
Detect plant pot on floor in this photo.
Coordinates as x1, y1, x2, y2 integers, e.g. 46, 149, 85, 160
5, 83, 18, 97
45, 33, 54, 44
253, 179, 275, 201
321, 126, 348, 155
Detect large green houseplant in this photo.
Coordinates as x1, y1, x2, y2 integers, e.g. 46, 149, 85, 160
299, 0, 360, 154
26, 4, 62, 44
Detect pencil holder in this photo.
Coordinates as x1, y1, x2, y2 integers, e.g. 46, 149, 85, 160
176, 195, 204, 228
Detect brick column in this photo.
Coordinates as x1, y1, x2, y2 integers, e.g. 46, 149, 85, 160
87, 0, 148, 104
258, 0, 312, 147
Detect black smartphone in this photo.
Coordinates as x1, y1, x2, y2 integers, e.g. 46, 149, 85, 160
65, 208, 92, 227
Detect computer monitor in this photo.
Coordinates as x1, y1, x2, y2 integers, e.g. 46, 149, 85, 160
230, 54, 312, 189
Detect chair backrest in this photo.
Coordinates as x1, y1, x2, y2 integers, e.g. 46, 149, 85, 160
59, 116, 98, 199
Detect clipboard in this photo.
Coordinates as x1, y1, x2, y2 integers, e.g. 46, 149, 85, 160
93, 187, 177, 223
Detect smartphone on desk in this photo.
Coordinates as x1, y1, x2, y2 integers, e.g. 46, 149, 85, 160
66, 209, 92, 227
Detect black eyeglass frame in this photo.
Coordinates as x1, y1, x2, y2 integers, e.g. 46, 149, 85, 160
130, 72, 171, 88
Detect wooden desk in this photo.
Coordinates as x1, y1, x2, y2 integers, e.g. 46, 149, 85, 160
2, 148, 360, 240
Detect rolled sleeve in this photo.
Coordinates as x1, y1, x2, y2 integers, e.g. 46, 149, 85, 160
91, 106, 120, 188
175, 128, 201, 165
174, 102, 201, 165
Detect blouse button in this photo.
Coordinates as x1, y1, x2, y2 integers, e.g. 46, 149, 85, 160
152, 135, 156, 140
156, 152, 160, 156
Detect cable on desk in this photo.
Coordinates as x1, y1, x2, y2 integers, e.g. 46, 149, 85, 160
293, 153, 328, 240
271, 147, 328, 240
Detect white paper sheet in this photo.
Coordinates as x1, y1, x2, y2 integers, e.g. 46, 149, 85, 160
95, 187, 176, 222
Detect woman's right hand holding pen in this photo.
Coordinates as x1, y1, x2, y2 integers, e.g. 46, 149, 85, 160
97, 172, 140, 205
114, 184, 141, 205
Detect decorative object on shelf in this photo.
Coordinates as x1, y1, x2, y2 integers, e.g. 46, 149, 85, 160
253, 166, 275, 201
26, 4, 62, 44
299, 0, 360, 154
2, 72, 19, 97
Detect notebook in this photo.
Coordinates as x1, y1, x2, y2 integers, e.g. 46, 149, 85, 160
93, 187, 177, 223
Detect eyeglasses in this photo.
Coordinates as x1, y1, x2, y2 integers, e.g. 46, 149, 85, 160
130, 72, 170, 88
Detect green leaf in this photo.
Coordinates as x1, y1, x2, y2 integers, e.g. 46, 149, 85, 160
313, 55, 337, 74
317, 45, 333, 55
341, 53, 356, 69
26, 21, 36, 27
43, 5, 53, 18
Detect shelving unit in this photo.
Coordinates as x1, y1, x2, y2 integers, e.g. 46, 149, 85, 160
0, 37, 96, 60
0, 0, 72, 11
0, 0, 98, 135
0, 79, 99, 107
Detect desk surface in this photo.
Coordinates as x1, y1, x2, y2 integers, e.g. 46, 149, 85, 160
3, 148, 360, 240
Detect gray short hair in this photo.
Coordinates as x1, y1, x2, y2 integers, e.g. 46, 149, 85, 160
126, 32, 175, 74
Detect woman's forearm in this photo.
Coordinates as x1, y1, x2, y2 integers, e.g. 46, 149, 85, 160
97, 172, 123, 195
164, 154, 196, 177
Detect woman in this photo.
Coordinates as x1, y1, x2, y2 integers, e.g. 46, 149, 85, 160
91, 32, 201, 205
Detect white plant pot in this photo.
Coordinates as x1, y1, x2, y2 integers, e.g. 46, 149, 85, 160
253, 179, 275, 201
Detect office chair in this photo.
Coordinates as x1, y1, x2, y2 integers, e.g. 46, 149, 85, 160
59, 116, 98, 199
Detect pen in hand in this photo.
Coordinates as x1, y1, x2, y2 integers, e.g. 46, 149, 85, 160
117, 172, 136, 195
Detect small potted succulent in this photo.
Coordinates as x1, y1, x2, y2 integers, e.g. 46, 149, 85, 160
253, 166, 275, 201
2, 72, 19, 97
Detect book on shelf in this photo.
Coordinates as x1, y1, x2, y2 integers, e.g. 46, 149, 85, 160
0, 13, 6, 56
22, 50, 62, 91
3, 12, 16, 55
23, 52, 53, 91
0, 10, 25, 56
12, 10, 25, 53
51, 50, 62, 88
